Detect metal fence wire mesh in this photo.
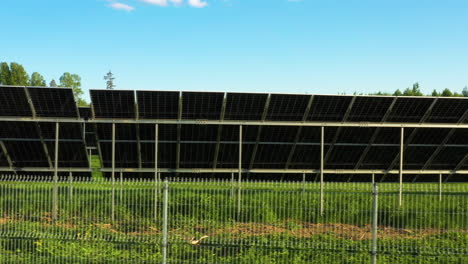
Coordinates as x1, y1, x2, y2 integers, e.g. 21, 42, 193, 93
0, 176, 466, 263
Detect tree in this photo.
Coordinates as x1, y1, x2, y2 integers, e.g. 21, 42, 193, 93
30, 72, 46, 86
0, 62, 11, 85
431, 89, 440, 96
103, 70, 115, 89
463, 86, 468, 97
59, 72, 87, 106
393, 89, 402, 96
411, 82, 423, 96
441, 88, 453, 97
50, 79, 57, 87
8, 62, 29, 85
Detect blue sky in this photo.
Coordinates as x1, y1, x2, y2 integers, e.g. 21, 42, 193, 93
1, 0, 468, 101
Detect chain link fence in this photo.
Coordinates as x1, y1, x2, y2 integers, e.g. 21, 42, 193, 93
0, 175, 466, 263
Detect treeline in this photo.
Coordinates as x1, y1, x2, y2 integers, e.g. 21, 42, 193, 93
369, 83, 468, 97
0, 62, 87, 106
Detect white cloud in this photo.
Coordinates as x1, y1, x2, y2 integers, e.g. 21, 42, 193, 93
141, 0, 168, 6
110, 2, 135, 11
169, 0, 183, 5
188, 0, 208, 8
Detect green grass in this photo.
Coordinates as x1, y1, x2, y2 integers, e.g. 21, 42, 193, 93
0, 180, 466, 263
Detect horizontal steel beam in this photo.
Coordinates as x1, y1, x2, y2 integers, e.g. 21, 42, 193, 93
98, 168, 468, 175
0, 167, 466, 175
0, 167, 92, 172
3, 116, 468, 128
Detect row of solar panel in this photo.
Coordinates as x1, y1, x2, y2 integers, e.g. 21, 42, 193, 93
97, 142, 467, 170
91, 90, 468, 123
0, 122, 88, 168
2, 86, 468, 123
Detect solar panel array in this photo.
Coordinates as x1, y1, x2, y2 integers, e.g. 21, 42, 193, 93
1, 85, 468, 181
0, 86, 89, 174
89, 89, 468, 178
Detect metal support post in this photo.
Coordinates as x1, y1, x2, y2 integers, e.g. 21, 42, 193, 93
52, 122, 59, 221
399, 127, 404, 207
439, 173, 442, 201
154, 124, 159, 221
320, 126, 324, 215
372, 173, 375, 184
302, 173, 306, 195
68, 171, 73, 200
371, 183, 379, 264
237, 125, 242, 217
162, 180, 169, 264
120, 170, 123, 203
230, 172, 234, 198
111, 123, 116, 222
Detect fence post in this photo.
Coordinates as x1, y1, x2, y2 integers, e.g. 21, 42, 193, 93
52, 122, 59, 221
371, 182, 379, 264
162, 179, 169, 264
230, 172, 234, 198
68, 171, 73, 200
439, 174, 442, 201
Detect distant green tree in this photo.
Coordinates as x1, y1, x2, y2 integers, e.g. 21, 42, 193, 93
30, 72, 46, 86
462, 86, 468, 97
393, 89, 403, 96
0, 62, 11, 85
431, 89, 440, 96
59, 72, 87, 106
49, 79, 57, 87
441, 88, 453, 97
8, 62, 29, 85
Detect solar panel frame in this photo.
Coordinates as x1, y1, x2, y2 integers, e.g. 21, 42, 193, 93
90, 90, 136, 118
137, 90, 180, 119
224, 93, 268, 120
0, 86, 32, 117
347, 97, 395, 122
307, 95, 353, 121
27, 87, 78, 117
266, 94, 311, 121
182, 91, 224, 120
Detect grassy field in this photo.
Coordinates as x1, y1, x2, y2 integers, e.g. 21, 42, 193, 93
0, 179, 466, 263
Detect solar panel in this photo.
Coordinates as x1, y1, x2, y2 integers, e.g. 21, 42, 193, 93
426, 98, 468, 123
259, 126, 298, 142
387, 97, 435, 122
46, 142, 88, 167
308, 95, 353, 121
216, 144, 239, 168
180, 143, 216, 168
4, 141, 49, 167
100, 142, 138, 168
326, 146, 366, 169
137, 91, 179, 119
404, 146, 437, 170
0, 122, 39, 138
141, 143, 176, 168
347, 97, 394, 122
91, 90, 135, 118
224, 93, 268, 120
288, 145, 321, 169
336, 128, 376, 143
359, 146, 399, 169
410, 128, 451, 144
181, 124, 218, 141
182, 92, 224, 120
266, 94, 310, 121
427, 147, 468, 170
139, 124, 177, 141
27, 87, 78, 117
0, 86, 32, 116
252, 144, 292, 169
